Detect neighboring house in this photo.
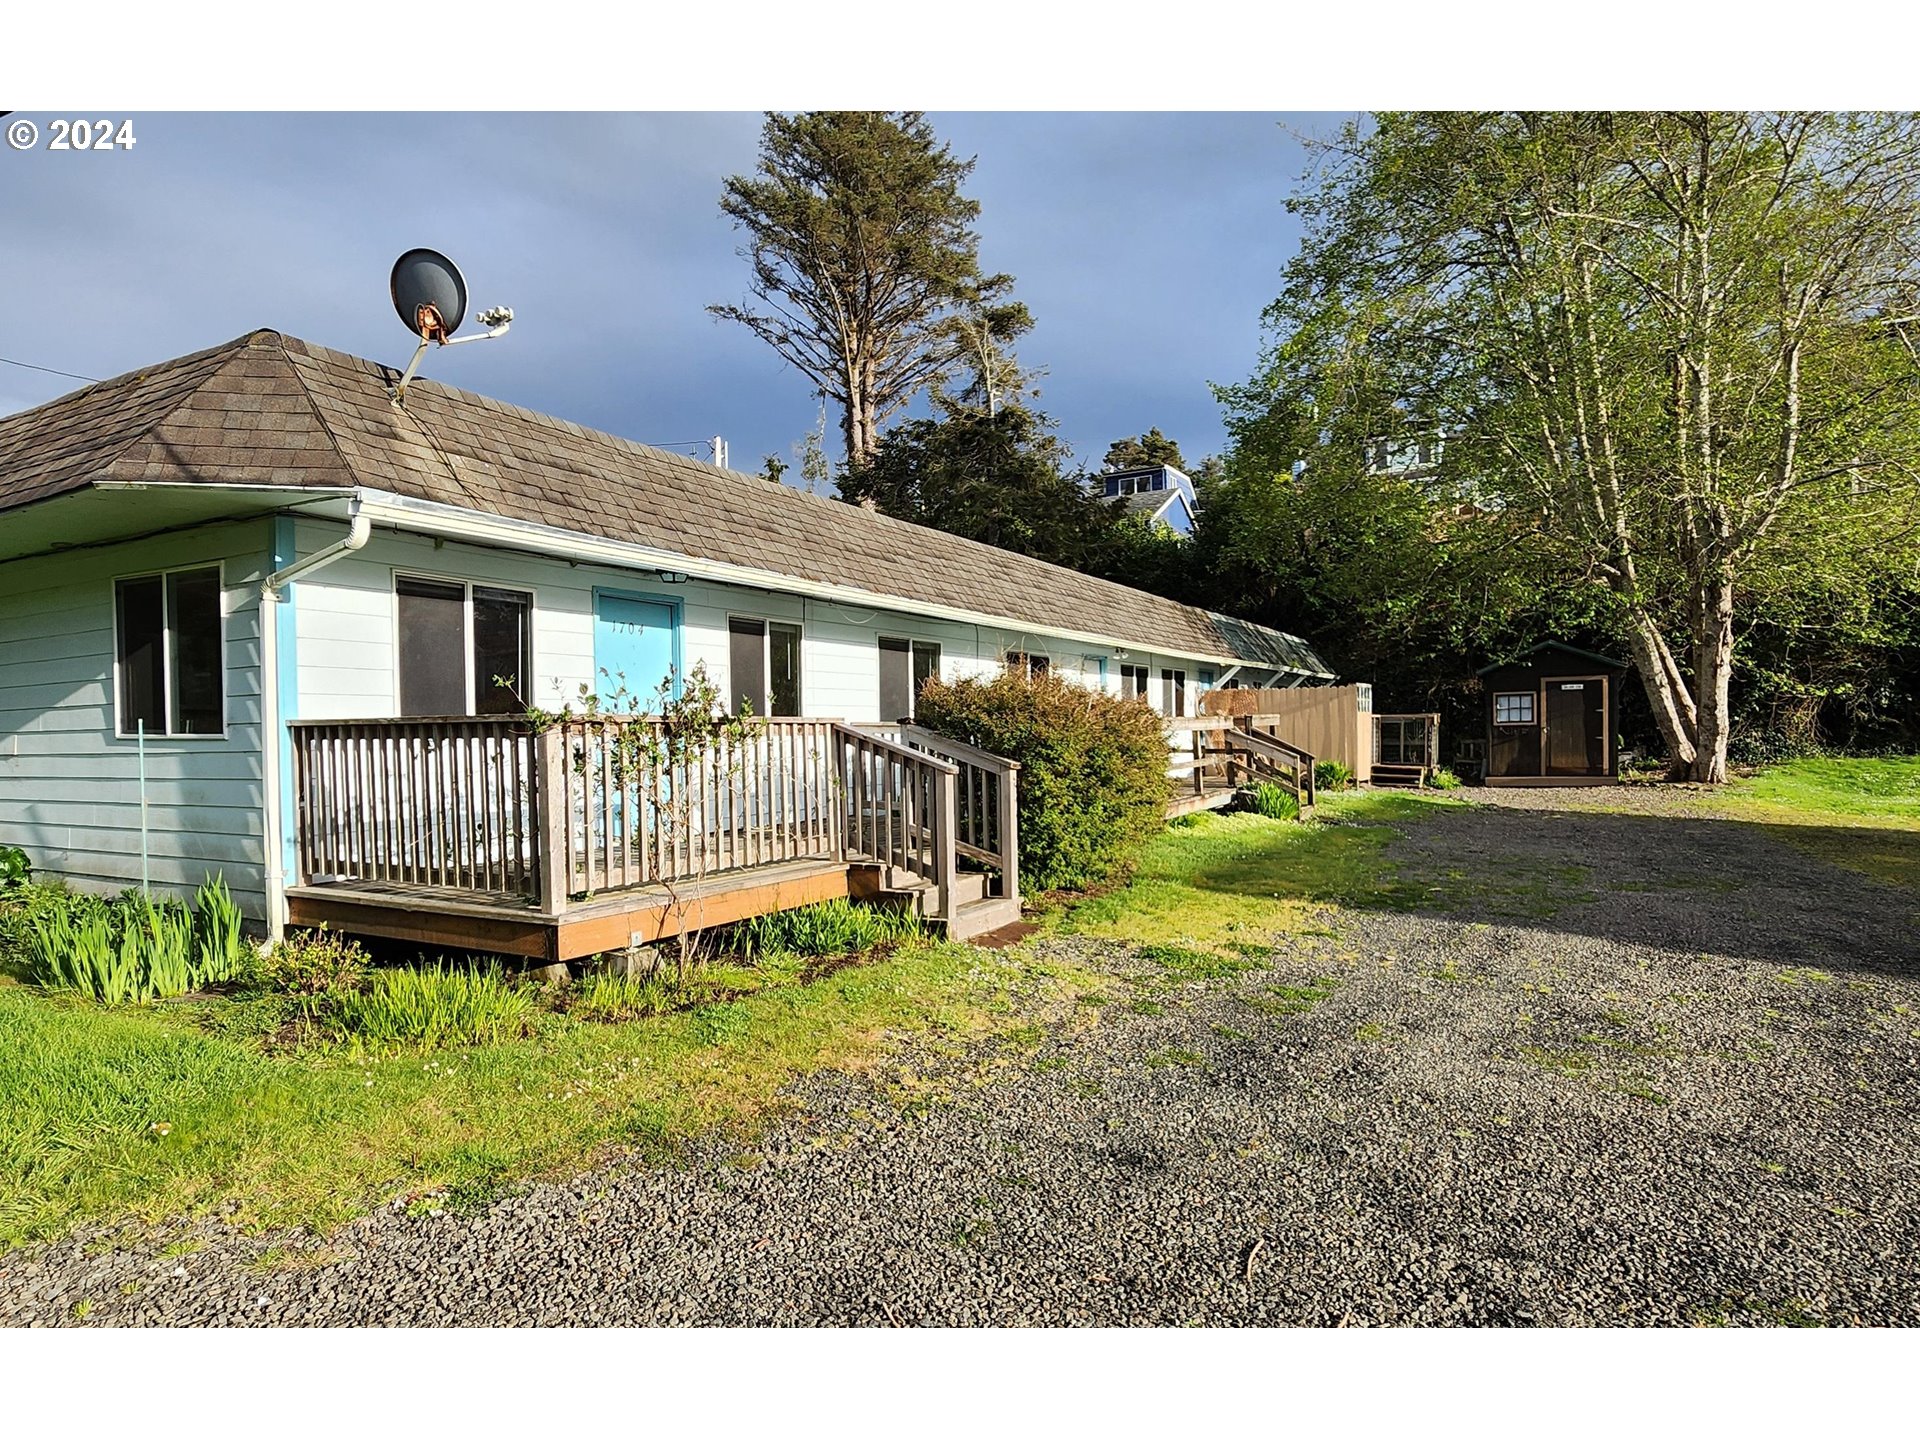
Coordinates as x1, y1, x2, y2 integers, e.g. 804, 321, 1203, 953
1363, 431, 1444, 480
0, 330, 1331, 950
1095, 463, 1198, 536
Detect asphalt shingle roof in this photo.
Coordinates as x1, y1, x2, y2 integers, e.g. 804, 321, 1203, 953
0, 330, 1330, 675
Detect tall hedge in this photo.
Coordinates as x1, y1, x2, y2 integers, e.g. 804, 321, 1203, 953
915, 671, 1173, 892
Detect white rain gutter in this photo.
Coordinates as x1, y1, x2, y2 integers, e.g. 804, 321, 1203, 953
257, 499, 370, 939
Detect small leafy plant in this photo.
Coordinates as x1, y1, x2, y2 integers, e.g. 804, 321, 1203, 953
321, 960, 533, 1049
24, 873, 257, 1003
1426, 767, 1463, 791
258, 926, 370, 1008
570, 969, 681, 1022
0, 844, 30, 892
1313, 760, 1354, 791
722, 898, 925, 959
1246, 781, 1301, 821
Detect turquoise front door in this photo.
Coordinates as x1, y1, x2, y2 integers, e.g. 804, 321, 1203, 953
593, 592, 679, 705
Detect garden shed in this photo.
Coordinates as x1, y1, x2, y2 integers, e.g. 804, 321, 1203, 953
1478, 642, 1629, 786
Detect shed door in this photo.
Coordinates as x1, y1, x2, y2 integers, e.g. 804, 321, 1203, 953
594, 594, 677, 704
1544, 680, 1604, 775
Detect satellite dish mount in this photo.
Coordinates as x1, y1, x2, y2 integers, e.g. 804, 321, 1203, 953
387, 248, 513, 404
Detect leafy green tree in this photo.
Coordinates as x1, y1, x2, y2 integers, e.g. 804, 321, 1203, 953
711, 112, 1011, 472
1103, 428, 1187, 472
1270, 111, 1920, 780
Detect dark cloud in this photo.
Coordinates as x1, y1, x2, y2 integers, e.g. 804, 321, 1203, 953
0, 111, 1327, 478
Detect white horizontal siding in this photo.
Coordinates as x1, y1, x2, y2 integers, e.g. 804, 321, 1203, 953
287, 525, 1213, 728
0, 519, 272, 913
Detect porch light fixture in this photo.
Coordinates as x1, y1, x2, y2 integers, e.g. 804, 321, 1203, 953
657, 570, 690, 584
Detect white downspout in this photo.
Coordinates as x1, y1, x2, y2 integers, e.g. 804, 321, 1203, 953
258, 501, 370, 940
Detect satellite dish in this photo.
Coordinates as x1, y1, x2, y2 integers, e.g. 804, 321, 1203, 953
390, 248, 469, 343
385, 248, 513, 405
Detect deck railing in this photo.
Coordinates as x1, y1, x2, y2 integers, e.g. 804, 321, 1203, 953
551, 716, 840, 906
1165, 713, 1317, 809
290, 714, 1019, 926
291, 718, 543, 900
852, 723, 1020, 904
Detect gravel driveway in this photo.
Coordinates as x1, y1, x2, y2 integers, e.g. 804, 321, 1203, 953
5, 791, 1917, 1326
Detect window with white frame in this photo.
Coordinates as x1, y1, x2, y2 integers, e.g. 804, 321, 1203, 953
879, 636, 941, 719
730, 616, 803, 716
1493, 691, 1536, 725
1120, 663, 1150, 700
1004, 650, 1050, 679
1161, 668, 1188, 717
114, 565, 225, 737
395, 575, 533, 716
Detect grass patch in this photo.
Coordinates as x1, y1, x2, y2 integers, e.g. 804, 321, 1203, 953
1144, 1047, 1208, 1069
1723, 758, 1920, 892
0, 938, 1102, 1249
1242, 978, 1340, 1017
1052, 793, 1456, 952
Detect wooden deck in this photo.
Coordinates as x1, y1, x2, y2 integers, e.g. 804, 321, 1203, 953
285, 715, 1024, 957
289, 858, 855, 963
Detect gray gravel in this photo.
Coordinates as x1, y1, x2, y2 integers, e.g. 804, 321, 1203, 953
5, 791, 1917, 1326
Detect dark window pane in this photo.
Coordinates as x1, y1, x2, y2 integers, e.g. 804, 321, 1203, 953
473, 586, 531, 715
911, 641, 940, 714
1029, 654, 1049, 677
397, 577, 467, 716
878, 636, 911, 722
729, 617, 765, 716
116, 576, 165, 735
166, 568, 224, 735
770, 623, 802, 716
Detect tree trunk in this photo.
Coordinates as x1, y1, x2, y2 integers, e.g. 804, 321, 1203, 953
1687, 571, 1736, 783
1614, 597, 1699, 779
841, 398, 878, 508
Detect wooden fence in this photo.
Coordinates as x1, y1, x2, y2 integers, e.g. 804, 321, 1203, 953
1202, 683, 1371, 778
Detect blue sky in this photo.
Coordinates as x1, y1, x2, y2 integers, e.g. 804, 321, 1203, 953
0, 112, 1340, 479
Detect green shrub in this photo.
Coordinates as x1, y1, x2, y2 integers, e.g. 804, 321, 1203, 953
1246, 781, 1300, 821
322, 960, 533, 1049
1426, 767, 1463, 791
916, 671, 1174, 892
259, 925, 370, 1005
723, 898, 925, 958
0, 844, 30, 892
21, 875, 255, 1004
1314, 760, 1354, 791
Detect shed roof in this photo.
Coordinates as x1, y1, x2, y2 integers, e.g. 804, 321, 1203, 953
0, 330, 1330, 675
1477, 640, 1630, 676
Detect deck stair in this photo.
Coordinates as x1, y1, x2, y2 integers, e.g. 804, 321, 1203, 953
1370, 762, 1428, 788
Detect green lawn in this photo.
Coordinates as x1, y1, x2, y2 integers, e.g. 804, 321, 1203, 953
1054, 791, 1467, 952
0, 940, 1101, 1248
1722, 757, 1920, 891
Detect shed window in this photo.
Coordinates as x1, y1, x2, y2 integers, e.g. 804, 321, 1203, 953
115, 566, 225, 737
396, 576, 532, 717
1120, 663, 1150, 700
1005, 651, 1049, 679
730, 617, 803, 716
1494, 692, 1536, 725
